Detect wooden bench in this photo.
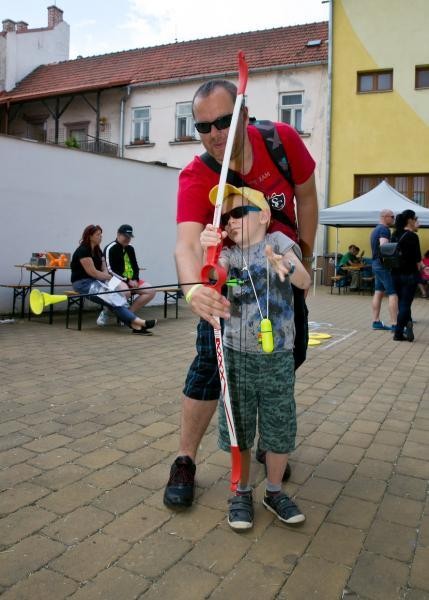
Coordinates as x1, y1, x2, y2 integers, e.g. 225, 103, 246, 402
65, 286, 183, 330
65, 291, 85, 330
330, 275, 349, 294
155, 286, 183, 319
0, 284, 31, 318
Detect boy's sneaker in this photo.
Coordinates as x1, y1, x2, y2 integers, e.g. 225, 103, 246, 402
228, 491, 254, 531
144, 319, 157, 330
255, 441, 291, 482
372, 320, 390, 330
263, 492, 305, 524
96, 309, 109, 326
405, 320, 414, 342
163, 456, 196, 509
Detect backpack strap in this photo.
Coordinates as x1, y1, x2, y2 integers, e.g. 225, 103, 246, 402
200, 120, 296, 232
251, 120, 294, 188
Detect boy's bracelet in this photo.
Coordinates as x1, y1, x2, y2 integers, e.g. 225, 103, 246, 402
185, 284, 202, 303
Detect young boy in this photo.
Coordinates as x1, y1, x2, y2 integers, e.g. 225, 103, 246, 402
201, 184, 311, 531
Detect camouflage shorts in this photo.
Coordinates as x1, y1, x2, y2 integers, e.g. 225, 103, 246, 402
218, 348, 296, 454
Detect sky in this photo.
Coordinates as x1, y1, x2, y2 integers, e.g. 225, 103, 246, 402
1, 0, 329, 59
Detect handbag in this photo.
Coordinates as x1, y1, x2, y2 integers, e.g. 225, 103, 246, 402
379, 233, 408, 270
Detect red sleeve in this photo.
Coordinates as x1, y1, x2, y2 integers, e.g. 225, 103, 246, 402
176, 157, 218, 225
275, 122, 315, 185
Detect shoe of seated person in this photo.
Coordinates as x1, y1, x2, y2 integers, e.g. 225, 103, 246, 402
96, 310, 109, 327
144, 319, 157, 330
132, 327, 153, 335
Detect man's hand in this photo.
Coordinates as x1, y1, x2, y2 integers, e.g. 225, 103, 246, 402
128, 279, 139, 289
188, 285, 230, 328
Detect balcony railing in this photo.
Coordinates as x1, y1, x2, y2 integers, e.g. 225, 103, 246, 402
62, 134, 118, 157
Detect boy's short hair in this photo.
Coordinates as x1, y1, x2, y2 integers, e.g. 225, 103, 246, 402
209, 184, 270, 212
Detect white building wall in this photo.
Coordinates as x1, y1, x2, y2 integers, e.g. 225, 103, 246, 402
6, 63, 327, 257
0, 135, 179, 314
2, 21, 69, 91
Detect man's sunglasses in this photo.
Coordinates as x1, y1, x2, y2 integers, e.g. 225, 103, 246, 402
194, 113, 233, 134
221, 205, 261, 227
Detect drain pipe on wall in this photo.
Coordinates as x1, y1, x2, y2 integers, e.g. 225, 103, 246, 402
322, 0, 333, 256
119, 86, 131, 158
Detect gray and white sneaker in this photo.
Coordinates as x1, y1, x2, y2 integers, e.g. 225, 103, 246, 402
228, 492, 254, 531
96, 309, 109, 326
263, 492, 305, 524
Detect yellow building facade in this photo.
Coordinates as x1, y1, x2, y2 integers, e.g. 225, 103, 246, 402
328, 0, 429, 255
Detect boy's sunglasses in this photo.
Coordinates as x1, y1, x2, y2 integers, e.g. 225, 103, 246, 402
194, 113, 233, 134
221, 205, 261, 227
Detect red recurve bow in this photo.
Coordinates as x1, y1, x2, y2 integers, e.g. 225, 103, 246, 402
200, 51, 249, 491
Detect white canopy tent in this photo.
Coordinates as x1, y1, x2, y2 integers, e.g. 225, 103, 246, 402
319, 181, 429, 266
320, 181, 429, 227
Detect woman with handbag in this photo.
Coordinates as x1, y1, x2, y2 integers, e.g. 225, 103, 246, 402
391, 210, 427, 341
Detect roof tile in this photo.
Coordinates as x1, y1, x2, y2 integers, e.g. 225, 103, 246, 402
0, 22, 328, 103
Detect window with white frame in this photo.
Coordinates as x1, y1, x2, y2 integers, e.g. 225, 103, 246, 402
176, 102, 195, 140
132, 107, 150, 143
279, 93, 303, 132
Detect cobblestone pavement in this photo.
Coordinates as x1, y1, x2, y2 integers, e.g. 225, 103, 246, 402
0, 288, 428, 600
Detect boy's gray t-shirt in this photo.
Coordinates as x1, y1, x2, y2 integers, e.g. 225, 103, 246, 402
220, 231, 301, 353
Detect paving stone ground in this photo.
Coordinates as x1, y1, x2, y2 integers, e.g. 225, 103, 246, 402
0, 288, 428, 599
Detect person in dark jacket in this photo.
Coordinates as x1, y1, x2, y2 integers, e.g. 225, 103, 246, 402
98, 224, 156, 327
391, 210, 428, 341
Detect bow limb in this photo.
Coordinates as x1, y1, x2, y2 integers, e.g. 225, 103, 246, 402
201, 51, 249, 491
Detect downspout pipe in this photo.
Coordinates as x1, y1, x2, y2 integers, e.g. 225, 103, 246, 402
323, 0, 334, 256
119, 85, 131, 158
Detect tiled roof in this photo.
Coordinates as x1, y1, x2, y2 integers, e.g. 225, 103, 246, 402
0, 22, 328, 104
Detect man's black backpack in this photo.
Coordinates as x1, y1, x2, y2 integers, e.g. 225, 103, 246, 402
200, 119, 296, 232
379, 233, 408, 270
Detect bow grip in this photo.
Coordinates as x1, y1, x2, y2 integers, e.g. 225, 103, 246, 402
201, 244, 227, 294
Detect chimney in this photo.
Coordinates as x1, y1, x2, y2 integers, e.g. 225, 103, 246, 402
2, 19, 16, 33
16, 21, 29, 33
47, 5, 63, 28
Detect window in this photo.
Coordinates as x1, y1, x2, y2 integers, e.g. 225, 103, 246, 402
279, 93, 303, 132
355, 174, 429, 207
132, 107, 150, 143
357, 70, 393, 93
176, 102, 195, 140
416, 66, 429, 89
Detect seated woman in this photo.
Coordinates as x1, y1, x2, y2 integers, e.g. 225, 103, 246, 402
70, 224, 156, 335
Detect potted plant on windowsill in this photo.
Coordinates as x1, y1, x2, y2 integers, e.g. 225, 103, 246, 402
132, 139, 149, 145
177, 135, 194, 142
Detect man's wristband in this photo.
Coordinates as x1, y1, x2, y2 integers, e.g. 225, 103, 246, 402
185, 284, 202, 303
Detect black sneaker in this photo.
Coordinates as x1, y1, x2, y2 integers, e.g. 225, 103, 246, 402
405, 320, 414, 342
228, 492, 254, 531
144, 319, 157, 330
255, 441, 291, 482
132, 327, 153, 335
263, 492, 305, 524
163, 456, 196, 509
